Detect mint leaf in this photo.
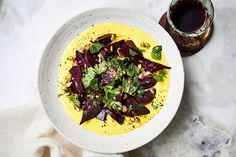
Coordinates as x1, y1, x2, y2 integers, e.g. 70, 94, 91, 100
90, 43, 103, 54
151, 45, 162, 60
153, 70, 166, 82
82, 67, 96, 88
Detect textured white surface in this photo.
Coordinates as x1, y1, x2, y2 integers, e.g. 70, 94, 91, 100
0, 0, 236, 156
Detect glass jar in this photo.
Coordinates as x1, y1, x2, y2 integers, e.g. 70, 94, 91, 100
165, 0, 214, 56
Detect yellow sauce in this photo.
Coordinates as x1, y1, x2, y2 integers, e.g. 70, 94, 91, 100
57, 23, 170, 135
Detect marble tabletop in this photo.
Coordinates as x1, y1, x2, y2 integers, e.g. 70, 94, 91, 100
0, 0, 235, 156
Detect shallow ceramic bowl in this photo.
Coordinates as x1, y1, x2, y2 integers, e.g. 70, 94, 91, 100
38, 8, 184, 153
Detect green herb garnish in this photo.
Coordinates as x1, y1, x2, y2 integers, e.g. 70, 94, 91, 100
151, 101, 159, 109
89, 78, 99, 90
153, 70, 167, 82
136, 103, 145, 108
94, 60, 106, 74
70, 94, 80, 108
82, 67, 96, 88
151, 45, 162, 60
90, 43, 103, 54
129, 49, 137, 56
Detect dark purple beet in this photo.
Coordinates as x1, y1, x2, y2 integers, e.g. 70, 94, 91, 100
80, 99, 102, 124
96, 107, 107, 121
100, 67, 117, 86
84, 51, 99, 67
132, 105, 150, 116
124, 98, 150, 116
115, 92, 123, 102
136, 90, 156, 104
69, 66, 85, 95
100, 40, 125, 58
100, 47, 113, 58
141, 58, 171, 72
118, 40, 143, 65
75, 50, 89, 69
139, 76, 157, 89
109, 40, 125, 51
94, 34, 115, 45
106, 109, 124, 125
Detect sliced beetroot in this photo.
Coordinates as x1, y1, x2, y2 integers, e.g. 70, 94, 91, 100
76, 50, 88, 69
124, 97, 150, 116
100, 47, 113, 58
69, 66, 85, 95
80, 98, 102, 124
126, 40, 140, 52
118, 40, 143, 65
96, 107, 107, 121
100, 40, 125, 58
139, 76, 157, 89
106, 109, 124, 125
131, 105, 150, 116
109, 40, 125, 51
100, 67, 117, 86
136, 90, 156, 104
84, 51, 99, 67
141, 58, 171, 72
115, 92, 123, 102
94, 34, 115, 45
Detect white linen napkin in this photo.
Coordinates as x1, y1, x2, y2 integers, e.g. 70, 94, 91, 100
0, 102, 128, 157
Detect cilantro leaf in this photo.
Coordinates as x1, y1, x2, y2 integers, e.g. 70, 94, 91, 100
94, 60, 106, 74
90, 43, 103, 54
151, 45, 162, 60
82, 67, 96, 88
126, 63, 138, 77
69, 94, 80, 108
153, 70, 167, 82
89, 78, 99, 90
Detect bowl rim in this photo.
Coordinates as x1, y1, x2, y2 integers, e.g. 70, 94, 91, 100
38, 7, 184, 153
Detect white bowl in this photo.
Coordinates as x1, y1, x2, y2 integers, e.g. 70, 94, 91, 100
38, 8, 184, 153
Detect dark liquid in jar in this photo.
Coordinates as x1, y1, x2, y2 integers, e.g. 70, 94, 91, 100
170, 0, 206, 32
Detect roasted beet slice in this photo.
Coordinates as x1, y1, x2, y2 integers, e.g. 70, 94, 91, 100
124, 97, 150, 116
69, 66, 85, 95
106, 109, 124, 125
80, 99, 102, 124
84, 51, 99, 67
136, 90, 156, 104
132, 105, 150, 116
100, 67, 117, 86
75, 50, 88, 69
94, 34, 115, 45
96, 107, 107, 121
100, 47, 113, 58
139, 76, 157, 89
100, 40, 125, 58
141, 58, 171, 72
109, 40, 125, 51
115, 92, 123, 102
118, 40, 143, 65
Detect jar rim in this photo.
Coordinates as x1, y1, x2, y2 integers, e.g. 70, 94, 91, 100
166, 0, 214, 37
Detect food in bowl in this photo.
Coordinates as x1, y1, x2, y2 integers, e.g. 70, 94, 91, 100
58, 23, 171, 135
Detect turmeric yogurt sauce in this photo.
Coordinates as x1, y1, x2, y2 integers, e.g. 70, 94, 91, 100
57, 23, 170, 135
